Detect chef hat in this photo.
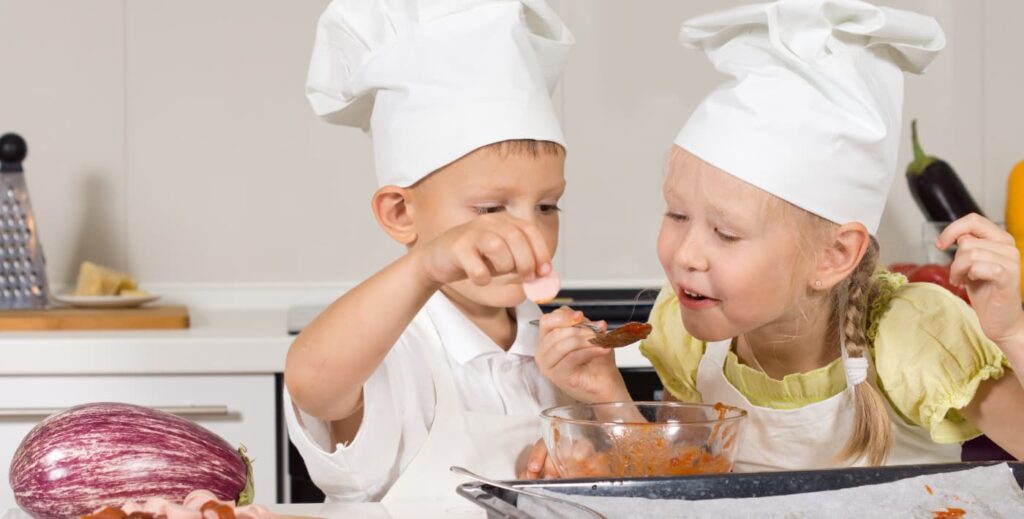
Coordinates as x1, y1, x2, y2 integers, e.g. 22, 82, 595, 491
674, 0, 945, 234
307, 0, 573, 187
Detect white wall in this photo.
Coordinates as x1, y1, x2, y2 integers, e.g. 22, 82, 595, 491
1, 0, 1020, 290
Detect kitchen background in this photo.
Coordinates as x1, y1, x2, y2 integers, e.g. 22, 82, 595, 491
1, 0, 1021, 302
0, 0, 1022, 509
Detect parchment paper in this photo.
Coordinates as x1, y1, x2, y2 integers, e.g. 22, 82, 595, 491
519, 463, 1024, 518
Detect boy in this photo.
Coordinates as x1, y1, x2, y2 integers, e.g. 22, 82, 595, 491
284, 0, 574, 503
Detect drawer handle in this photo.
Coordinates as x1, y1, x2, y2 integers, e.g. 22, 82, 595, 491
0, 405, 230, 419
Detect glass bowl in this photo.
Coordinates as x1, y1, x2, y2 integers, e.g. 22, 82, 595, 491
540, 401, 747, 478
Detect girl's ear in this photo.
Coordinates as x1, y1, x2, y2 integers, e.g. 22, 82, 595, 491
372, 186, 418, 245
814, 222, 870, 291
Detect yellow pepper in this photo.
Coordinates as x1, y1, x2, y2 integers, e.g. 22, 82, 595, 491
1007, 160, 1024, 297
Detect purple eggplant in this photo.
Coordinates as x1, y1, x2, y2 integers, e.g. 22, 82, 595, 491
9, 402, 254, 519
906, 119, 984, 222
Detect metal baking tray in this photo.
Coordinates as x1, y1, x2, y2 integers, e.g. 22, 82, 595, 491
456, 461, 1024, 518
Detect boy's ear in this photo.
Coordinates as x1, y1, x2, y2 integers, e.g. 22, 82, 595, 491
814, 222, 870, 291
372, 186, 417, 245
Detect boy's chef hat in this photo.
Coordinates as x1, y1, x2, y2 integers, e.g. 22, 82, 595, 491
674, 0, 945, 234
307, 0, 573, 187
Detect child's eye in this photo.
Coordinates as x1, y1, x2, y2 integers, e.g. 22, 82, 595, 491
665, 212, 688, 222
537, 204, 561, 215
715, 228, 740, 242
474, 205, 505, 215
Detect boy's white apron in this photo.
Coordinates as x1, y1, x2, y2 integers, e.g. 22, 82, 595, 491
382, 312, 541, 503
695, 339, 960, 472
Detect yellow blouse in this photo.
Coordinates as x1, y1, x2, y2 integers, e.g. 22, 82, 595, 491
640, 272, 1010, 444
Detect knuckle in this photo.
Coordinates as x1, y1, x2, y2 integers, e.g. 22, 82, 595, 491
482, 236, 506, 253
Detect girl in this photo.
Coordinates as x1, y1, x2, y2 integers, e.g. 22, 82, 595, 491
535, 0, 1023, 472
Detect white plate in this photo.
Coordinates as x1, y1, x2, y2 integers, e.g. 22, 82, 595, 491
52, 293, 160, 309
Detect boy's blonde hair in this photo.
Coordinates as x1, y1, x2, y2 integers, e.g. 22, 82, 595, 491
482, 139, 565, 158
782, 201, 891, 466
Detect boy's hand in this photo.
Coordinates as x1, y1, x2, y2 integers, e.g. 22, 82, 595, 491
937, 214, 1024, 346
415, 213, 553, 287
535, 307, 631, 404
519, 438, 560, 480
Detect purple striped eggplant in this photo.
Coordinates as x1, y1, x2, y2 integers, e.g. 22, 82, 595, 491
9, 402, 254, 519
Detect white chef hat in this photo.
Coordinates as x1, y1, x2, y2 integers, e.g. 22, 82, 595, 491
307, 0, 573, 187
674, 0, 945, 234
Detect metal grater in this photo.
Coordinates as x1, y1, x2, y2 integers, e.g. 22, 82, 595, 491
0, 133, 49, 309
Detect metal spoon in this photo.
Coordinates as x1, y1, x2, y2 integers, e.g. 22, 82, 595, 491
528, 319, 603, 334
528, 319, 652, 349
450, 466, 607, 519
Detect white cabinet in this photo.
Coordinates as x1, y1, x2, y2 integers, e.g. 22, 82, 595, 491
0, 374, 277, 511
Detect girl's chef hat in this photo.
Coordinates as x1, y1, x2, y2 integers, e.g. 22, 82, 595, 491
674, 0, 945, 234
307, 0, 573, 187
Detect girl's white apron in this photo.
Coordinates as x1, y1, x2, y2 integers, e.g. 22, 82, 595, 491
695, 339, 960, 471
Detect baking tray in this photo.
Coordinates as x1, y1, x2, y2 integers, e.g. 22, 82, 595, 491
456, 461, 1024, 518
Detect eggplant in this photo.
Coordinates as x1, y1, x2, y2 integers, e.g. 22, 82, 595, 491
906, 120, 984, 222
9, 402, 254, 519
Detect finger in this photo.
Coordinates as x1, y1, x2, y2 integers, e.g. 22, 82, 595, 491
495, 214, 552, 278
949, 247, 1011, 286
542, 455, 560, 479
456, 240, 493, 286
546, 334, 602, 369
536, 326, 590, 369
510, 218, 553, 276
498, 224, 538, 281
539, 307, 584, 335
571, 438, 597, 460
526, 439, 548, 476
936, 214, 1014, 250
475, 232, 517, 276
549, 345, 613, 384
962, 260, 1013, 285
955, 235, 1020, 264
557, 345, 613, 372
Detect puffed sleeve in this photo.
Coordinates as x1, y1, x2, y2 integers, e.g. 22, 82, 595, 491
873, 280, 1010, 444
639, 286, 707, 403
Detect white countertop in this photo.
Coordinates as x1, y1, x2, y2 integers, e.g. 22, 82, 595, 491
264, 501, 487, 518
0, 309, 293, 375
0, 307, 651, 376
3, 502, 487, 519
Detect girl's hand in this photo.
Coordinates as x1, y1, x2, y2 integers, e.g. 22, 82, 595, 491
415, 213, 552, 288
518, 439, 560, 480
937, 214, 1024, 345
535, 307, 631, 404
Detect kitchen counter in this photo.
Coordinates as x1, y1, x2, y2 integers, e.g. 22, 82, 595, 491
2, 502, 487, 519
0, 310, 292, 375
265, 501, 486, 518
0, 307, 652, 376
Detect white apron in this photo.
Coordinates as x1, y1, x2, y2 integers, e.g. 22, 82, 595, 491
695, 339, 960, 472
381, 311, 542, 504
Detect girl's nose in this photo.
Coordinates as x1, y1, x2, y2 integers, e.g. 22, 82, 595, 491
673, 232, 709, 272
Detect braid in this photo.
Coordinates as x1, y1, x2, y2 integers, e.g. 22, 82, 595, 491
837, 237, 892, 466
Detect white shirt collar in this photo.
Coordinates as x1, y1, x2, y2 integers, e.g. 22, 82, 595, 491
424, 291, 542, 366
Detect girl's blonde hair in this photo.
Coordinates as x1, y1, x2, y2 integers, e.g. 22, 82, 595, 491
834, 235, 891, 466
786, 203, 891, 466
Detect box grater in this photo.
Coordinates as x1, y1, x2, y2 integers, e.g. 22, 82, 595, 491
0, 133, 49, 309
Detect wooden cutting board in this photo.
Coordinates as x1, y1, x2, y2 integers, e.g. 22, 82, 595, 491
0, 306, 190, 331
